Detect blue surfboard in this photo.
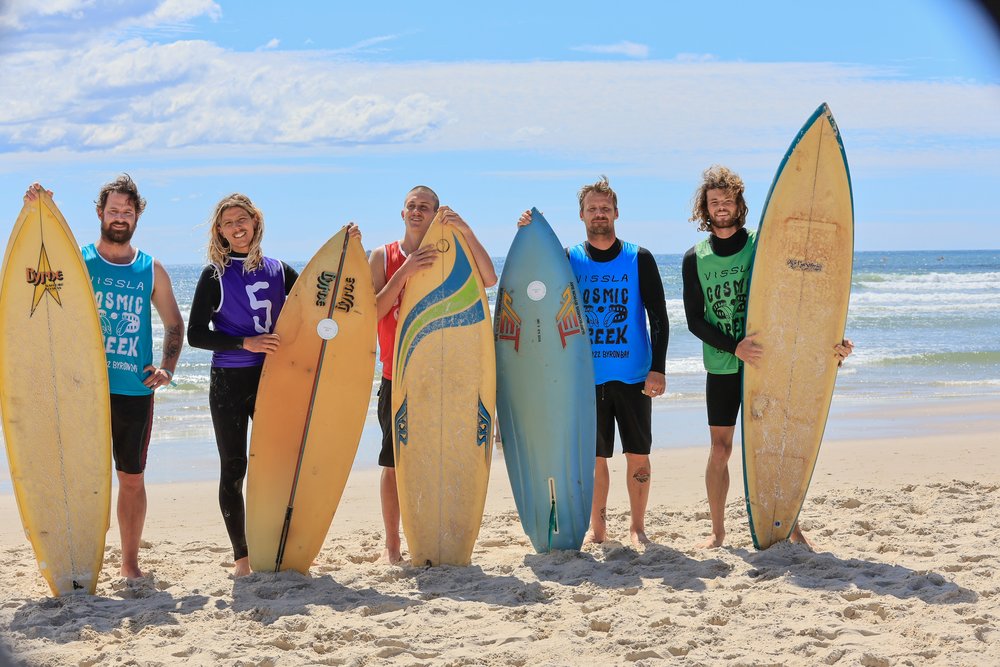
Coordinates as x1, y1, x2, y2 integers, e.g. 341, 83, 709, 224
495, 208, 596, 552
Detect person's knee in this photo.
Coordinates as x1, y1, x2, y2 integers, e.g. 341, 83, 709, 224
708, 435, 733, 460
221, 458, 248, 485
626, 455, 651, 484
116, 471, 144, 491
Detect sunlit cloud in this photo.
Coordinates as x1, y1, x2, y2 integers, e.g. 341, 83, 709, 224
572, 41, 650, 59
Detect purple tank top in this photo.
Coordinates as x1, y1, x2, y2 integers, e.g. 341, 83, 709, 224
212, 257, 286, 368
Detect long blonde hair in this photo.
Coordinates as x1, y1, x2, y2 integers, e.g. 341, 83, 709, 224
208, 193, 265, 275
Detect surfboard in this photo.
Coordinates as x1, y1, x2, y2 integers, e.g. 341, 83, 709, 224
742, 102, 854, 549
392, 213, 495, 567
495, 208, 595, 553
0, 192, 111, 595
246, 227, 376, 573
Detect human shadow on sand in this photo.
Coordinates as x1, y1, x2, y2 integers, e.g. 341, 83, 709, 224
524, 540, 732, 592
9, 581, 209, 642
404, 564, 550, 607
736, 543, 978, 604
230, 570, 415, 624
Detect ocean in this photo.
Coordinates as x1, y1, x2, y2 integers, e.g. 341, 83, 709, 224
2, 249, 998, 492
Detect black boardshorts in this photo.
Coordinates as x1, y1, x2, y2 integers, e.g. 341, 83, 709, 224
595, 380, 652, 458
110, 393, 154, 474
706, 370, 742, 427
376, 377, 395, 468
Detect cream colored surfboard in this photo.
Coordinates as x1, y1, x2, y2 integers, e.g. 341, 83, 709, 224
392, 214, 495, 567
742, 103, 854, 549
0, 193, 111, 595
246, 227, 376, 573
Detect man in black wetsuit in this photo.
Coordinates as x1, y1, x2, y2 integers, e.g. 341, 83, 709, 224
681, 165, 853, 549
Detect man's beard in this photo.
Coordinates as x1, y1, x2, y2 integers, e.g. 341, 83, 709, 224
101, 223, 135, 244
588, 220, 613, 236
709, 215, 739, 230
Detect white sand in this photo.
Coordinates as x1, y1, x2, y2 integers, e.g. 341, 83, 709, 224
1, 399, 998, 666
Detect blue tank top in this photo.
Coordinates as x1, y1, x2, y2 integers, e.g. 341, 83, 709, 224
568, 241, 651, 385
82, 244, 155, 396
211, 257, 287, 368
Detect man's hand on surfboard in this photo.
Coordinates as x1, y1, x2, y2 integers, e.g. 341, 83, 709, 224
834, 339, 854, 367
735, 333, 763, 368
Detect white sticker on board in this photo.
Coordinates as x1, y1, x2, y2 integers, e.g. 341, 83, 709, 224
317, 318, 339, 340
526, 280, 546, 301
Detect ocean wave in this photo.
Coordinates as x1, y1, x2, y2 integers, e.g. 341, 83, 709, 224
870, 350, 1000, 367
854, 271, 1000, 287
849, 291, 1000, 308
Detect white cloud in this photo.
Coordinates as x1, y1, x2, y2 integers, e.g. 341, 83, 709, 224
261, 38, 280, 50
148, 0, 221, 23
572, 41, 650, 59
0, 0, 93, 29
0, 32, 997, 179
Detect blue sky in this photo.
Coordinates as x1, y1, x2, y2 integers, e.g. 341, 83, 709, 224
1, 0, 998, 263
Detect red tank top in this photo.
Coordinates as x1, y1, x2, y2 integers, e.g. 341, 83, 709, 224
377, 241, 407, 379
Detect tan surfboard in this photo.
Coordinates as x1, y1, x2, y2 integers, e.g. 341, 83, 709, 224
392, 214, 495, 566
0, 192, 111, 595
742, 103, 854, 549
246, 227, 376, 573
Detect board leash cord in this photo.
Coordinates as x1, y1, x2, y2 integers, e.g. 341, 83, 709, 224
547, 477, 558, 552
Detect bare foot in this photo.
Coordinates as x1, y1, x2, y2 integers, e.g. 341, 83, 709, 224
379, 548, 402, 564
697, 532, 725, 549
583, 530, 605, 545
233, 557, 252, 578
790, 526, 814, 551
120, 565, 144, 579
630, 529, 651, 549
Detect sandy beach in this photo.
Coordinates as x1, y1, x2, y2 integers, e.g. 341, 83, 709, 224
1, 398, 998, 666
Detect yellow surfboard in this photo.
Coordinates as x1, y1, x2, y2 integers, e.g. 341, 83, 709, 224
246, 228, 376, 573
0, 193, 111, 595
742, 103, 854, 549
392, 214, 496, 567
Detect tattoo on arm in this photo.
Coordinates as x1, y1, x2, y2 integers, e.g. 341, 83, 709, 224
163, 324, 183, 363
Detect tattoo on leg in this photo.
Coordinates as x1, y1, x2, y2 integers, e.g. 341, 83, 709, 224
599, 508, 607, 522
633, 468, 650, 484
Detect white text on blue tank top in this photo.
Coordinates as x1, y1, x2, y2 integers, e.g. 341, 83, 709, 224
577, 273, 631, 352
246, 282, 273, 333
93, 275, 144, 371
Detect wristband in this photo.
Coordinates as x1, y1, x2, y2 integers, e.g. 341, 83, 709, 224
162, 368, 174, 379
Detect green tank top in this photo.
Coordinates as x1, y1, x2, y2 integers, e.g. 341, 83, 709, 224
694, 230, 756, 374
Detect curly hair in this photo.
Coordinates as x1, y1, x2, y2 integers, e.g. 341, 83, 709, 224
95, 173, 146, 217
207, 193, 265, 275
577, 175, 618, 214
689, 165, 749, 233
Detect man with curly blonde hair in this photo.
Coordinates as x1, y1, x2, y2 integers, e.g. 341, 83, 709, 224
682, 165, 852, 549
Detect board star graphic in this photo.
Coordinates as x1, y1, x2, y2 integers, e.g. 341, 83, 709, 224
30, 243, 62, 315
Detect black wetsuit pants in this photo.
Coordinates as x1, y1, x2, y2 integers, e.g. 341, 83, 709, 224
209, 365, 263, 561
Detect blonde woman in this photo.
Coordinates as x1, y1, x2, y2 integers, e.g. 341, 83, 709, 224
186, 193, 298, 577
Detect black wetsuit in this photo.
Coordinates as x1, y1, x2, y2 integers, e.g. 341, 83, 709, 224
682, 228, 750, 425
187, 257, 298, 560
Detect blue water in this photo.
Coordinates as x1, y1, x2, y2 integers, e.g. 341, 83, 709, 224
2, 249, 998, 490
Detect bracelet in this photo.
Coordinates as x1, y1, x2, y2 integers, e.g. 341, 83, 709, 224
162, 368, 174, 379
